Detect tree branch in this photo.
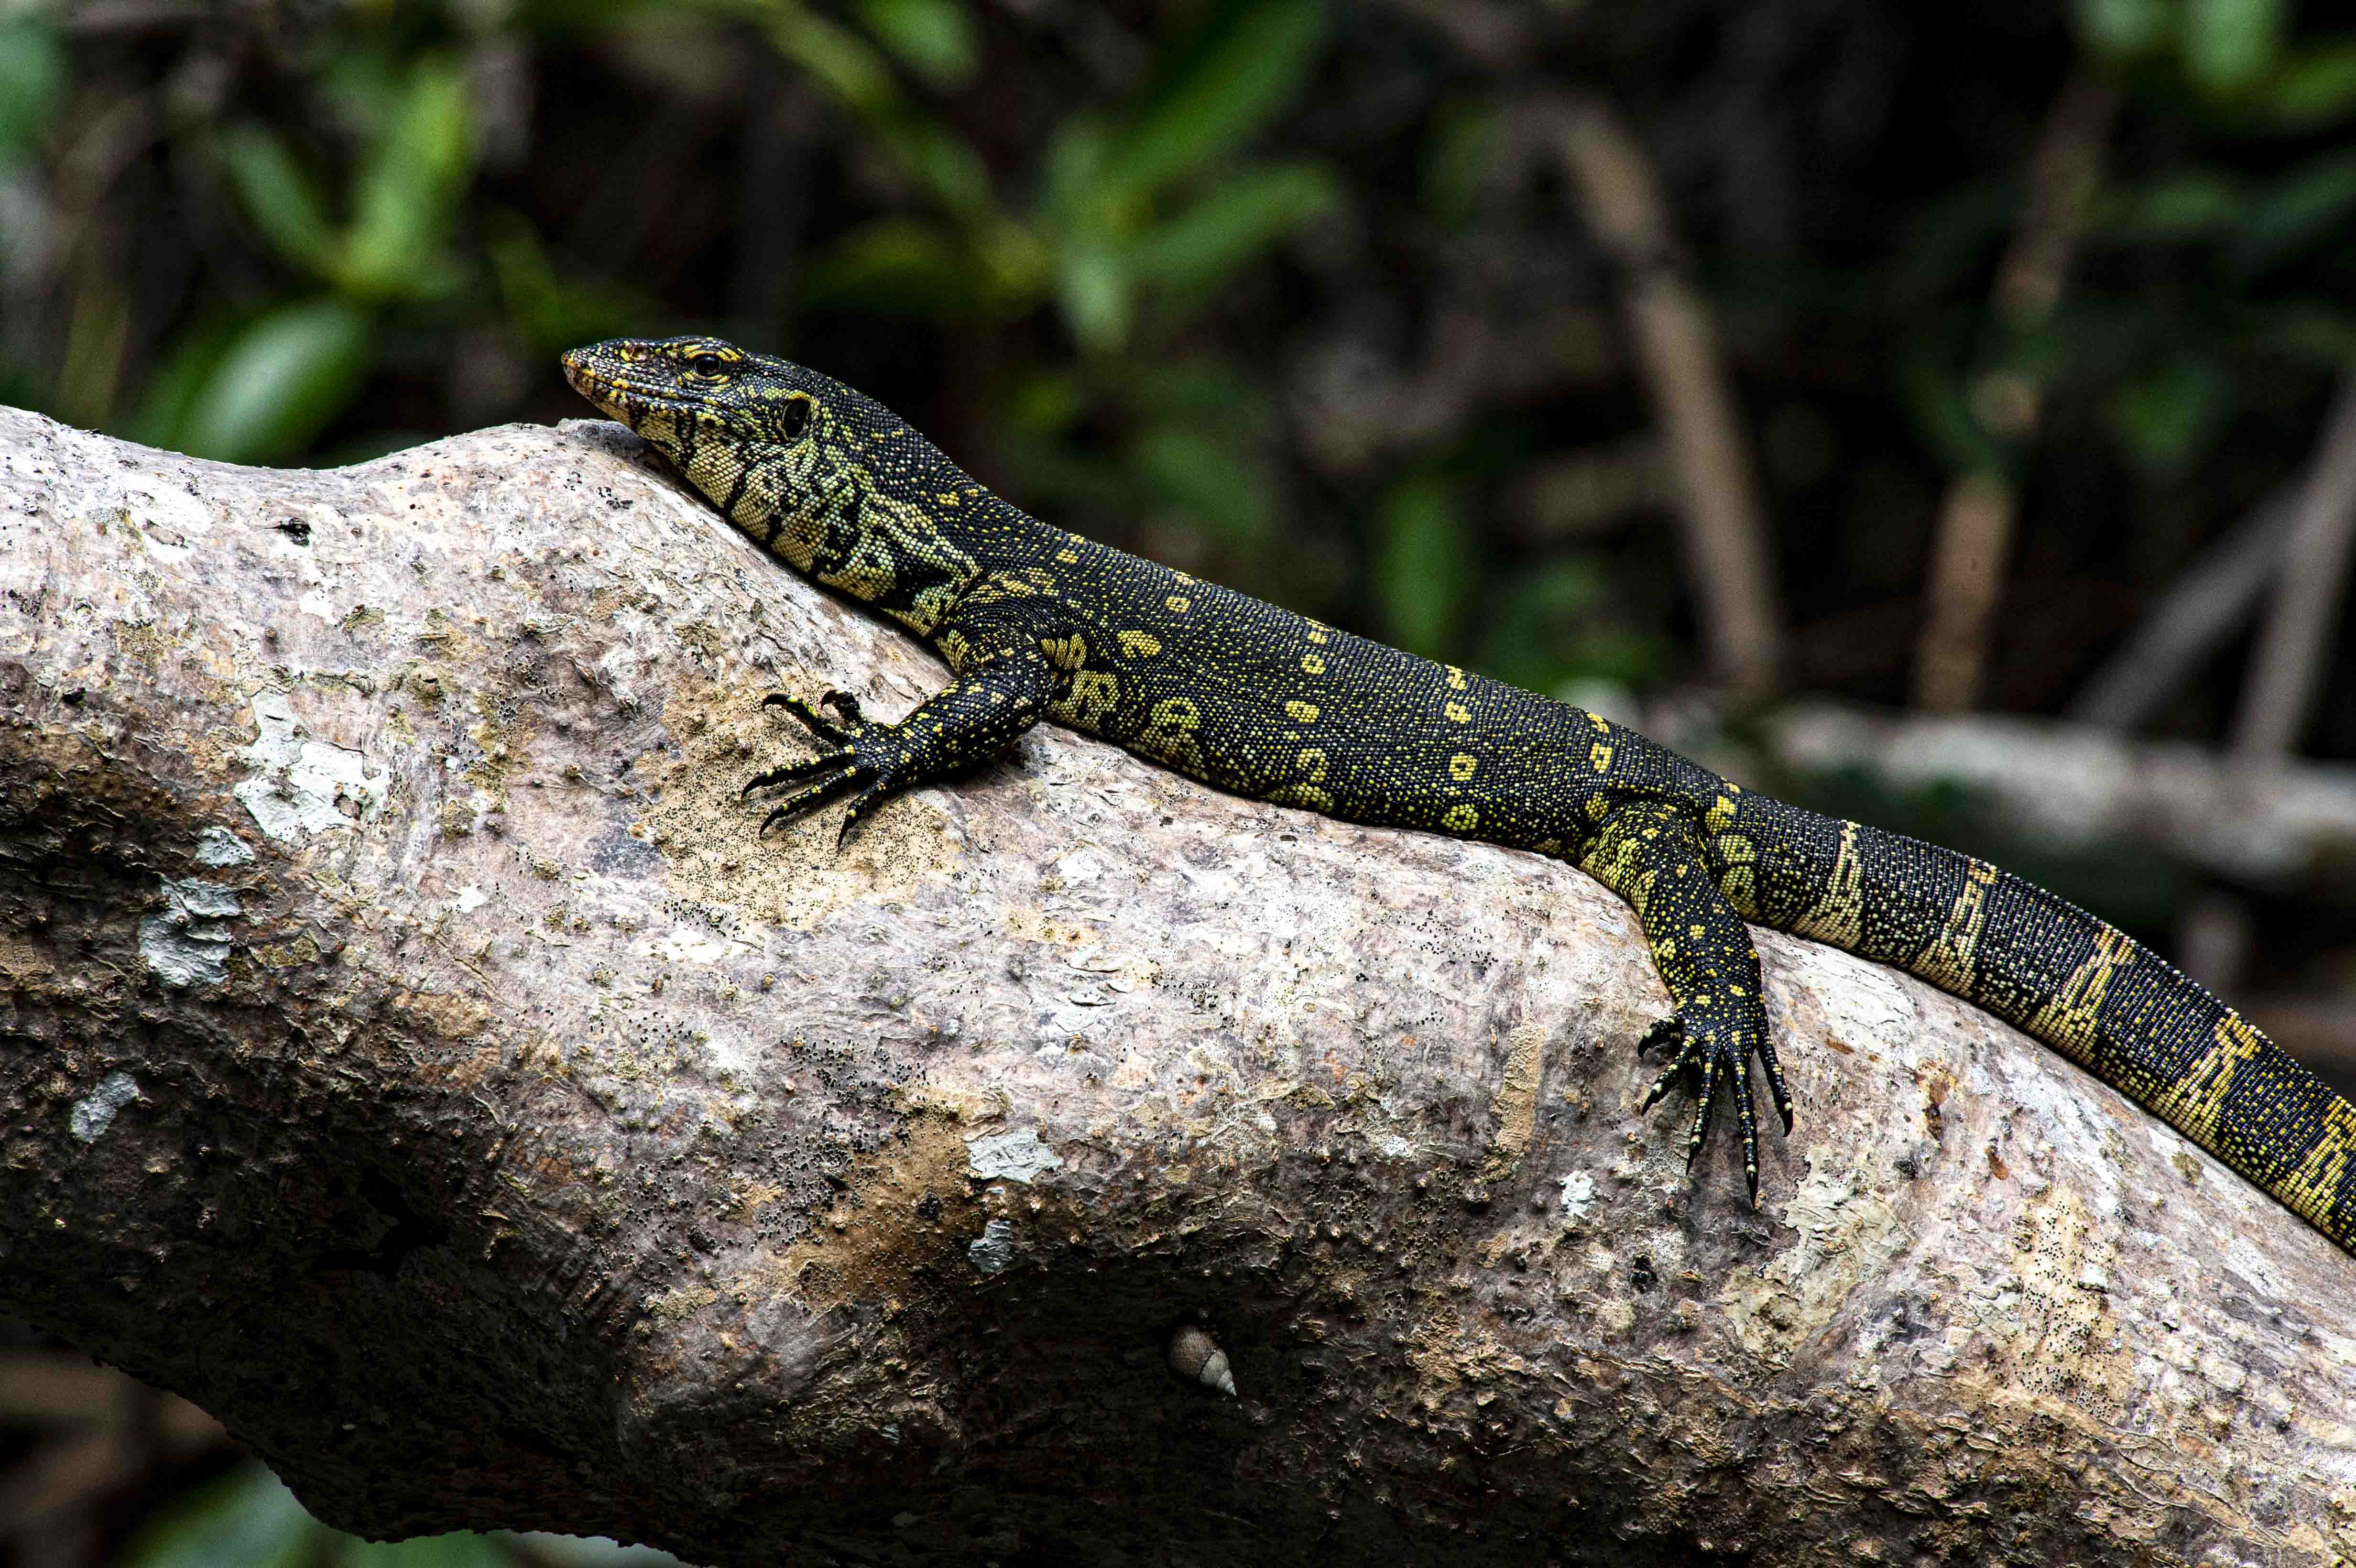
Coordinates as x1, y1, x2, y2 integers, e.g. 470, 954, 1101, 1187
1535, 92, 1786, 698
1, 411, 2352, 1566
2233, 377, 2356, 764
1911, 75, 2116, 714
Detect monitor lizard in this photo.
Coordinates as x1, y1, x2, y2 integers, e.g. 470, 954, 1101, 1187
561, 334, 2356, 1257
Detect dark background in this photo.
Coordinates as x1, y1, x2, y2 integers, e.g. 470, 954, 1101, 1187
5, 0, 2356, 1561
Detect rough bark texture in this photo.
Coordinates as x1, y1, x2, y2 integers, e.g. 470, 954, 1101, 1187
1, 408, 2353, 1568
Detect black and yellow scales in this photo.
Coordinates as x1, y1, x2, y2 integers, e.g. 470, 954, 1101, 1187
563, 334, 2356, 1258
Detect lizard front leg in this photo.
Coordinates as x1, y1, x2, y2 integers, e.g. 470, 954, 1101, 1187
1580, 799, 1795, 1198
744, 588, 1071, 844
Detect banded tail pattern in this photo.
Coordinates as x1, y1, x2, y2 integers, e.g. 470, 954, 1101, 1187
1720, 792, 2356, 1250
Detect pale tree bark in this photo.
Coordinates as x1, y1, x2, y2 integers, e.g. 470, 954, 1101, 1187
0, 409, 2353, 1568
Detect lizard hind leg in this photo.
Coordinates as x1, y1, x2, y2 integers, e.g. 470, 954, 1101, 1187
1582, 801, 1794, 1202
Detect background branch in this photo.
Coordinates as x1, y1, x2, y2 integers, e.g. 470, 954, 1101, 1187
1911, 75, 2116, 714
1535, 92, 1786, 698
2233, 379, 2356, 764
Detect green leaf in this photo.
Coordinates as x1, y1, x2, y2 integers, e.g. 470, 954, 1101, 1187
1039, 114, 1127, 234
217, 124, 338, 278
0, 15, 63, 158
117, 1465, 319, 1568
892, 115, 994, 218
765, 5, 993, 217
487, 215, 642, 354
338, 53, 474, 299
1897, 330, 2012, 476
1370, 473, 1473, 657
1422, 101, 1499, 231
1108, 0, 1330, 192
1128, 162, 1337, 298
803, 218, 997, 317
1133, 357, 1265, 420
1058, 241, 1130, 352
2242, 301, 2356, 368
173, 298, 376, 464
767, 5, 897, 114
1006, 369, 1086, 435
494, 1533, 690, 1566
855, 0, 978, 88
1133, 420, 1275, 547
2264, 43, 2356, 131
129, 315, 241, 450
338, 1532, 514, 1566
2098, 168, 2245, 242
2228, 148, 2356, 277
2180, 0, 2284, 97
2072, 0, 2168, 58
1894, 179, 2017, 300
2105, 355, 2229, 474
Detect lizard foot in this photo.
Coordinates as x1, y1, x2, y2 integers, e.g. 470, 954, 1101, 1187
1634, 1007, 1794, 1203
744, 689, 904, 845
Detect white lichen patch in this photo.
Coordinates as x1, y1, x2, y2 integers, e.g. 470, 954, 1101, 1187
968, 1217, 1016, 1274
234, 691, 386, 841
649, 923, 749, 966
1556, 1169, 1596, 1220
452, 884, 491, 914
139, 876, 241, 989
193, 826, 255, 866
69, 1071, 142, 1142
965, 1128, 1063, 1184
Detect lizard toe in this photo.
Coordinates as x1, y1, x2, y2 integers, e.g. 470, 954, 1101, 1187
742, 748, 854, 797
763, 691, 862, 745
757, 765, 866, 836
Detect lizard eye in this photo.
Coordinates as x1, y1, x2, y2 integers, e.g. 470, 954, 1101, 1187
777, 397, 812, 441
688, 352, 727, 376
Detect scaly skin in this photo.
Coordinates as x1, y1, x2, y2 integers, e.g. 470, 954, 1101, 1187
562, 334, 2356, 1252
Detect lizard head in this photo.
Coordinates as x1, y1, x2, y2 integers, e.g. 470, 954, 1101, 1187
560, 335, 835, 509
560, 336, 982, 629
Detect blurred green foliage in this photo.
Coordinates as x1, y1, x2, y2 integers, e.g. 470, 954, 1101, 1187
1892, 0, 2356, 491
120, 1464, 688, 1568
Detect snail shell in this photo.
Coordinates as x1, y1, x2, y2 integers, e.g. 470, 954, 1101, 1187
1167, 1324, 1236, 1396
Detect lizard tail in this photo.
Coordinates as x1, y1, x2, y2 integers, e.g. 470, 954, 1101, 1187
1724, 794, 2356, 1254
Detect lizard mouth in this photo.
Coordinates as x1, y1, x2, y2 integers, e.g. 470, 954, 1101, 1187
559, 347, 700, 430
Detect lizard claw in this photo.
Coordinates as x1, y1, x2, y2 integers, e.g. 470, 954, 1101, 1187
1634, 1009, 1771, 1204
757, 765, 867, 836
763, 690, 867, 746
741, 749, 855, 798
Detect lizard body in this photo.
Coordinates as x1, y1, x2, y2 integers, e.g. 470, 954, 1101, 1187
562, 335, 2356, 1255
